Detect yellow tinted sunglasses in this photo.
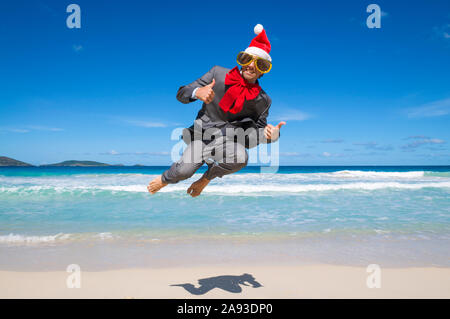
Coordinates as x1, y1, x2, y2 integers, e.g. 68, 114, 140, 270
236, 51, 272, 74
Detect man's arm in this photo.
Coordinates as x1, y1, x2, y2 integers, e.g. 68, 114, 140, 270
176, 66, 217, 104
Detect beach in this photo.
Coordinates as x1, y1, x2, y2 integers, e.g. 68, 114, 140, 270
0, 166, 449, 298
3, 0, 449, 301
2, 264, 449, 298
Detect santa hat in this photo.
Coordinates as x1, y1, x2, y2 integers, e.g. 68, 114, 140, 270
244, 24, 272, 62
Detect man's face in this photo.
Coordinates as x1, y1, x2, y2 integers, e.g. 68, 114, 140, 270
241, 60, 263, 83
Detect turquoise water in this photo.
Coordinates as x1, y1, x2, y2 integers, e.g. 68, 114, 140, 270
0, 166, 449, 268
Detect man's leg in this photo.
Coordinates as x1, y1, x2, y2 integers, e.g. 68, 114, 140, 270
187, 137, 248, 197
203, 137, 249, 180
147, 140, 205, 194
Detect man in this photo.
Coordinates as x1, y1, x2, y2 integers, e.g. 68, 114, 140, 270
148, 24, 285, 197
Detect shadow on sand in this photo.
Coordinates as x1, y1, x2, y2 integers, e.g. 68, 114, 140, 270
171, 273, 263, 295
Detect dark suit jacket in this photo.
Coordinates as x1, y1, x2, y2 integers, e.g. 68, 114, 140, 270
176, 65, 276, 148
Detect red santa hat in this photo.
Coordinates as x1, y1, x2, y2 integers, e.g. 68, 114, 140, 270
244, 24, 272, 62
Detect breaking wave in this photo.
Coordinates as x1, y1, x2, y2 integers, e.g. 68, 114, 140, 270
0, 181, 449, 195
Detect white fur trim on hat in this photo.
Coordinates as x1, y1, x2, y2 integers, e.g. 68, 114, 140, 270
244, 46, 272, 62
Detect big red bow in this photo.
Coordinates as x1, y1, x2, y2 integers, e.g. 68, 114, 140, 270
219, 67, 261, 114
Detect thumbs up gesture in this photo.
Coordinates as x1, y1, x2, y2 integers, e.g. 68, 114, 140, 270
195, 78, 216, 104
264, 121, 286, 141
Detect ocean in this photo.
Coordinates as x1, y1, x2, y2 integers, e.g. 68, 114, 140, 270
0, 166, 449, 270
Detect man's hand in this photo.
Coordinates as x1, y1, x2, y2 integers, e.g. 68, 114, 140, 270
264, 121, 286, 140
195, 79, 216, 104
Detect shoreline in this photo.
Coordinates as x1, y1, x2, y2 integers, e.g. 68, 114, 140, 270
1, 235, 449, 272
1, 263, 449, 298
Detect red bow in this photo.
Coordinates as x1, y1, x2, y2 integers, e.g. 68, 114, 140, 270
219, 67, 261, 114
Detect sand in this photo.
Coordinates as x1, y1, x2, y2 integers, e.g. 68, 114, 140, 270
1, 264, 449, 298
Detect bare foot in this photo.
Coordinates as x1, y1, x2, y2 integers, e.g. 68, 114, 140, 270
147, 175, 168, 194
186, 176, 210, 197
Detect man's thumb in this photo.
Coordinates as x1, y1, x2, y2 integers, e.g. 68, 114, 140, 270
276, 121, 286, 129
208, 78, 216, 87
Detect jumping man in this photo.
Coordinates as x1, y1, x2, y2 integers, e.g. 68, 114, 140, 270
148, 24, 285, 197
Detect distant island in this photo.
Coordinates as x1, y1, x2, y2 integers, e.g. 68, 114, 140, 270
0, 156, 117, 167
0, 156, 34, 167
1, 156, 149, 167
41, 160, 111, 167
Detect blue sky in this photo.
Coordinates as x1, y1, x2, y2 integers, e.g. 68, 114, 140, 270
0, 0, 449, 165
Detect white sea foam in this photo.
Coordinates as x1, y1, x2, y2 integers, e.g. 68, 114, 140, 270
93, 232, 114, 240
0, 233, 70, 243
0, 232, 121, 245
191, 182, 450, 193
206, 170, 429, 180
1, 170, 449, 196
327, 170, 425, 179
1, 181, 449, 195
0, 171, 436, 186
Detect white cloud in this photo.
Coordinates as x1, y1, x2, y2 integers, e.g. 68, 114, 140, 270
137, 151, 170, 156
72, 44, 83, 52
272, 108, 310, 122
406, 98, 450, 118
405, 135, 429, 140
8, 129, 30, 133
124, 119, 168, 128
353, 141, 393, 151
112, 116, 175, 128
280, 152, 302, 157
27, 125, 63, 132
321, 152, 345, 158
0, 125, 62, 133
433, 23, 450, 40
401, 137, 446, 150
320, 139, 344, 144
100, 151, 169, 156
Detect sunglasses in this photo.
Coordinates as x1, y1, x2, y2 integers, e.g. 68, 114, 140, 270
236, 52, 272, 74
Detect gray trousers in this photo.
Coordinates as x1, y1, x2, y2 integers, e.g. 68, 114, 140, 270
161, 136, 249, 184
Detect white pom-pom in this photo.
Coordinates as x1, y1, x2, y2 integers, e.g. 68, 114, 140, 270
254, 24, 264, 35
